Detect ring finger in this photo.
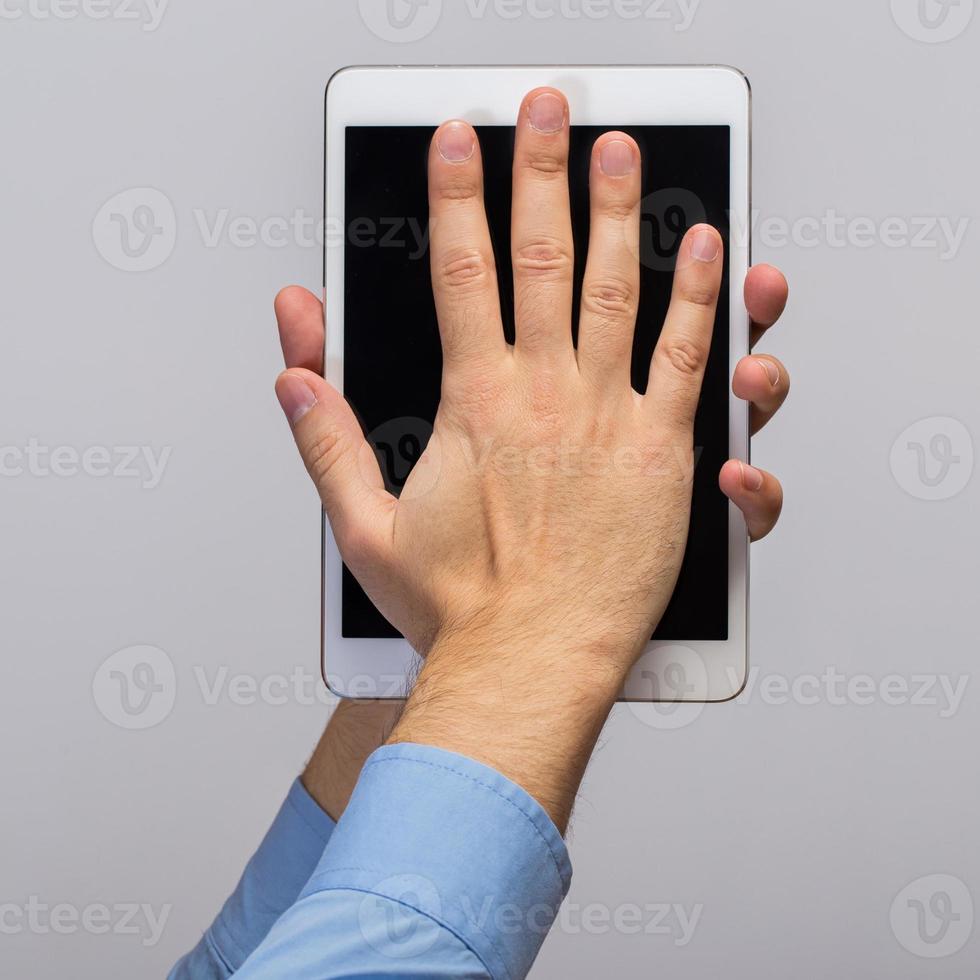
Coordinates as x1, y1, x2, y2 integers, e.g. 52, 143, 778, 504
732, 354, 790, 434
718, 461, 783, 541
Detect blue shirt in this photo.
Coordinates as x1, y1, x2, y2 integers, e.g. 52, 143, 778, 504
170, 743, 572, 979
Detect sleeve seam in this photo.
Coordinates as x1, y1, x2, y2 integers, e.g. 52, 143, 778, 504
309, 883, 506, 980
285, 784, 334, 845
361, 755, 568, 890
203, 926, 237, 975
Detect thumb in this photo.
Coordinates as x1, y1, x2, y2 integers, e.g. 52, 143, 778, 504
275, 368, 394, 559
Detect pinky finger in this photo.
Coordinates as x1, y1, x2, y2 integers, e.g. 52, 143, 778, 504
719, 460, 783, 542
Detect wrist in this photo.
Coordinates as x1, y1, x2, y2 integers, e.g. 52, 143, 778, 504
388, 624, 630, 832
433, 590, 650, 677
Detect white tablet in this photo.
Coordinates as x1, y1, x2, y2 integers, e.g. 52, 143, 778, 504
322, 65, 751, 703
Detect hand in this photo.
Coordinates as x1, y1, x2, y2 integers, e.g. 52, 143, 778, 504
276, 277, 789, 824
274, 88, 792, 826
276, 275, 789, 562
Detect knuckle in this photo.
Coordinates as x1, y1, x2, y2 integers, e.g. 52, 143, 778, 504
658, 337, 706, 378
519, 149, 567, 178
513, 237, 573, 281
305, 428, 347, 489
679, 278, 720, 309
437, 247, 493, 291
598, 199, 637, 223
581, 276, 636, 320
435, 172, 481, 203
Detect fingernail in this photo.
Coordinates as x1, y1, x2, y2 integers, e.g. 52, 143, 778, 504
739, 462, 764, 492
599, 139, 635, 177
691, 228, 720, 262
756, 357, 780, 387
436, 121, 475, 162
277, 374, 317, 425
528, 92, 565, 134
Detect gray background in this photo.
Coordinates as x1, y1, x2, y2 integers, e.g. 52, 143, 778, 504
1, 0, 978, 976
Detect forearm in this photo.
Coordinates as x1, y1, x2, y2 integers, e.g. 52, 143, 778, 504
302, 698, 401, 821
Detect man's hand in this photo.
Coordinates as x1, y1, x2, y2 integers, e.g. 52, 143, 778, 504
275, 88, 791, 828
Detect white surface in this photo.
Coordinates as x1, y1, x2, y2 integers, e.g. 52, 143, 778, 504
1, 1, 978, 977
324, 65, 751, 701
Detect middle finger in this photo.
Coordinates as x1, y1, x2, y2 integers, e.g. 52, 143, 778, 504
577, 132, 642, 390
511, 88, 575, 360
732, 353, 790, 434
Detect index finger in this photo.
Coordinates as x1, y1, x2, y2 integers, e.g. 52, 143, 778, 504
428, 120, 507, 371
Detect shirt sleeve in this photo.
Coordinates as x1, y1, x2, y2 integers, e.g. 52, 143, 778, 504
168, 777, 336, 979
233, 743, 573, 980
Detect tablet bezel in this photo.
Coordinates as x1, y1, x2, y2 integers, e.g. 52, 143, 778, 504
323, 65, 751, 703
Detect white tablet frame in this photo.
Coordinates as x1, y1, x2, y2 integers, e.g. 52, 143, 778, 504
323, 65, 751, 703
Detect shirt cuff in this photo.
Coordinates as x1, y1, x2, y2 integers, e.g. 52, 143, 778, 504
300, 743, 573, 980
207, 777, 336, 970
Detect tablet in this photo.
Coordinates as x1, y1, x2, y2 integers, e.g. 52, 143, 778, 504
322, 65, 751, 703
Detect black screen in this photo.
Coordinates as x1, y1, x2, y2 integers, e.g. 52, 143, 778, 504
341, 124, 730, 641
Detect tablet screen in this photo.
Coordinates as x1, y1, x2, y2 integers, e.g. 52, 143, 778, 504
341, 124, 730, 641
